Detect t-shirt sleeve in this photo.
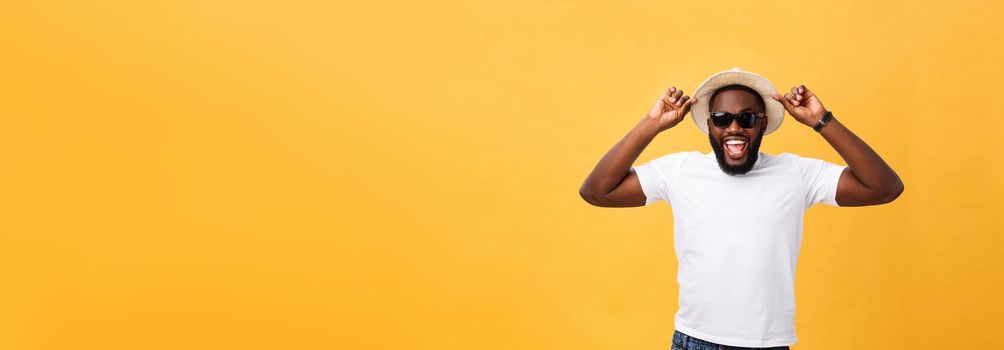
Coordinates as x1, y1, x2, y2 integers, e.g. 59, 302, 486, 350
630, 153, 685, 206
792, 154, 848, 207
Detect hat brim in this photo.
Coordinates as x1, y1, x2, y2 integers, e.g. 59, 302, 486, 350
690, 68, 784, 135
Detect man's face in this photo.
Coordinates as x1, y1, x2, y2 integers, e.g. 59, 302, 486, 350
707, 88, 767, 175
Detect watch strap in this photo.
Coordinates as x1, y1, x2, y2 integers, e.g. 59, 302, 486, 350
813, 111, 833, 132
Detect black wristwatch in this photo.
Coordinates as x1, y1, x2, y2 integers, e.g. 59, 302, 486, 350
813, 111, 833, 132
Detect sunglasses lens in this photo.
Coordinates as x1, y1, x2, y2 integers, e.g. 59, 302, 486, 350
710, 112, 760, 128
710, 113, 731, 127
737, 113, 756, 128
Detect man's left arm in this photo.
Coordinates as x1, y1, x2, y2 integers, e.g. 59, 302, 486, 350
772, 85, 905, 207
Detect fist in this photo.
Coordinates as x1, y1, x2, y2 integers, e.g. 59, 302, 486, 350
771, 84, 827, 128
646, 86, 696, 132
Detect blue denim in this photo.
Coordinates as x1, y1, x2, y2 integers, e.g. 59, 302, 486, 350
671, 330, 791, 350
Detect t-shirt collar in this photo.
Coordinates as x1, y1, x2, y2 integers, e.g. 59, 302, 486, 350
704, 150, 767, 174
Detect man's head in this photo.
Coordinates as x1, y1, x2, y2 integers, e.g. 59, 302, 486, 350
707, 84, 768, 176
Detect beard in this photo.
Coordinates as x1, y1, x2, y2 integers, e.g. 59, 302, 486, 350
709, 127, 765, 176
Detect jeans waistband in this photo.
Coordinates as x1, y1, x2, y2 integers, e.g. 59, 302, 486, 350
672, 330, 790, 350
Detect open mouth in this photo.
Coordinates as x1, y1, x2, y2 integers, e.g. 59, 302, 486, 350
723, 138, 748, 159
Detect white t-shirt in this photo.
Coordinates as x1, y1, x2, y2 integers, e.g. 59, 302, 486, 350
632, 150, 847, 347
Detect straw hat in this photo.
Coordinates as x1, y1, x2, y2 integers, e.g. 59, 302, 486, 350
690, 67, 785, 135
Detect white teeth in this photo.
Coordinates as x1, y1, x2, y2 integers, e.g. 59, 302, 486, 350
725, 140, 746, 145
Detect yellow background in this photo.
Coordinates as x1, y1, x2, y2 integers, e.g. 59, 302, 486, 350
1, 1, 1002, 349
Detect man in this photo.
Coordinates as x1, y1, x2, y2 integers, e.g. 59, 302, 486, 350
578, 68, 903, 349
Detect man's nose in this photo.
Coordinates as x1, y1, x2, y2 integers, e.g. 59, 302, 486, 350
725, 119, 743, 132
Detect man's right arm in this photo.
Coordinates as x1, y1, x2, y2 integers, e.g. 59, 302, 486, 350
578, 86, 695, 207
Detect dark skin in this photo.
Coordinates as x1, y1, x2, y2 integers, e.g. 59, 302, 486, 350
707, 87, 766, 170
579, 84, 904, 207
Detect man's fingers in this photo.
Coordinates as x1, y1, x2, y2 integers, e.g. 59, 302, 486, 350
789, 91, 801, 106
659, 86, 698, 113
773, 93, 794, 110
784, 92, 797, 106
660, 95, 672, 108
682, 96, 697, 112
677, 95, 690, 107
799, 84, 816, 99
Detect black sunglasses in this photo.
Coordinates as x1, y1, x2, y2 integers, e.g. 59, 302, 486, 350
709, 111, 765, 129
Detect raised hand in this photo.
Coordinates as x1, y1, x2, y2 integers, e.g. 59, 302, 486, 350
771, 84, 827, 128
646, 86, 696, 132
